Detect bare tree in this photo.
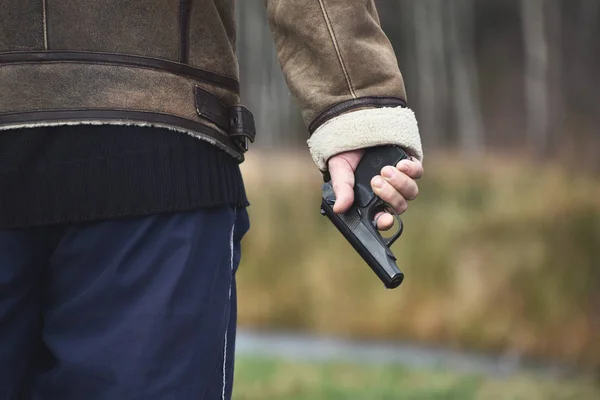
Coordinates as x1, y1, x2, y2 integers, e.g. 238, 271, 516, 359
574, 0, 600, 172
520, 0, 550, 156
411, 0, 450, 149
574, 0, 599, 114
412, 0, 438, 147
428, 0, 449, 144
446, 0, 485, 157
546, 0, 563, 155
237, 1, 302, 149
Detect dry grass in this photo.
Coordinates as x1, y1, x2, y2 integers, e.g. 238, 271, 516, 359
237, 151, 600, 367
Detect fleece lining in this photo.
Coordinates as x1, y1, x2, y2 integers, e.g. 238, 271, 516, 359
307, 106, 422, 171
0, 120, 244, 160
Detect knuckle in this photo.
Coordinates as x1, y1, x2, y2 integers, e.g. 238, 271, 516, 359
397, 160, 414, 173
396, 199, 408, 214
415, 168, 424, 179
403, 182, 418, 200
398, 175, 413, 191
393, 175, 413, 196
377, 190, 390, 203
332, 181, 343, 191
382, 185, 396, 200
404, 163, 415, 174
409, 185, 420, 200
411, 165, 422, 178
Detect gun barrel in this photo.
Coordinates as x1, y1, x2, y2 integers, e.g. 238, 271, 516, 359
321, 197, 404, 289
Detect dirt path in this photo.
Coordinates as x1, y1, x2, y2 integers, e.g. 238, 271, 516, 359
235, 329, 581, 379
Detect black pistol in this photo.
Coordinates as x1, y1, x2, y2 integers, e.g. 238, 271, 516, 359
320, 146, 409, 289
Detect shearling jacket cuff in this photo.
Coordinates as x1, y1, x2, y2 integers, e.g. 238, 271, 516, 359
307, 107, 423, 171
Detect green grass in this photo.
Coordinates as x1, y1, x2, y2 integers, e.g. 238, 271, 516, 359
233, 357, 600, 400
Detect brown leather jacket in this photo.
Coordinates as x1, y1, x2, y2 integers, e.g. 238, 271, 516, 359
0, 0, 422, 168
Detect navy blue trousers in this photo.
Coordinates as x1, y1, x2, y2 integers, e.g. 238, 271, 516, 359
0, 207, 249, 400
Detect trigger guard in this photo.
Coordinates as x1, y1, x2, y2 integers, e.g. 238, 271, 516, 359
366, 199, 404, 247
379, 203, 404, 247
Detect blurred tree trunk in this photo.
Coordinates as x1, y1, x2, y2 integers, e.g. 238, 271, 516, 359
575, 0, 599, 84
574, 0, 600, 172
520, 0, 550, 156
413, 0, 438, 147
446, 0, 485, 157
236, 1, 304, 149
428, 0, 449, 149
412, 0, 449, 150
546, 0, 563, 155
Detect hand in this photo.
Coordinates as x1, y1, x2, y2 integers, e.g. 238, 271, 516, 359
327, 148, 423, 230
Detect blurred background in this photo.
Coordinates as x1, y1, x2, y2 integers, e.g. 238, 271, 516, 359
232, 1, 600, 399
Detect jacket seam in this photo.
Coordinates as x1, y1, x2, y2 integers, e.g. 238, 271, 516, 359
41, 0, 48, 49
0, 51, 240, 92
178, 0, 191, 63
0, 51, 238, 81
316, 0, 356, 98
0, 60, 238, 94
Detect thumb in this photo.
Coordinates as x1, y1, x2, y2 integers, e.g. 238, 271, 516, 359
328, 156, 356, 214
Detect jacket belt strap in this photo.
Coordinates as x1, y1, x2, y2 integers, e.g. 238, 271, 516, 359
194, 86, 256, 153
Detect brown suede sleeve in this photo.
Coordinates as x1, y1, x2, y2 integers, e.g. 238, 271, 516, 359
264, 0, 407, 128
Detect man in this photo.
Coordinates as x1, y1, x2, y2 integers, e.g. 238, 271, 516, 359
0, 1, 423, 399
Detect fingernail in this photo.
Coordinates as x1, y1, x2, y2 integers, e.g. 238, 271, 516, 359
372, 176, 384, 188
382, 166, 394, 179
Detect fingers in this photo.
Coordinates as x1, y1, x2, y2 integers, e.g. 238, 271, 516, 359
371, 175, 408, 214
375, 212, 395, 231
328, 155, 356, 214
396, 157, 424, 180
381, 165, 419, 201
371, 158, 422, 217
327, 150, 422, 222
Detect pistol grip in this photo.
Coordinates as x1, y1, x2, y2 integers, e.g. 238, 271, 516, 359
353, 146, 409, 208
